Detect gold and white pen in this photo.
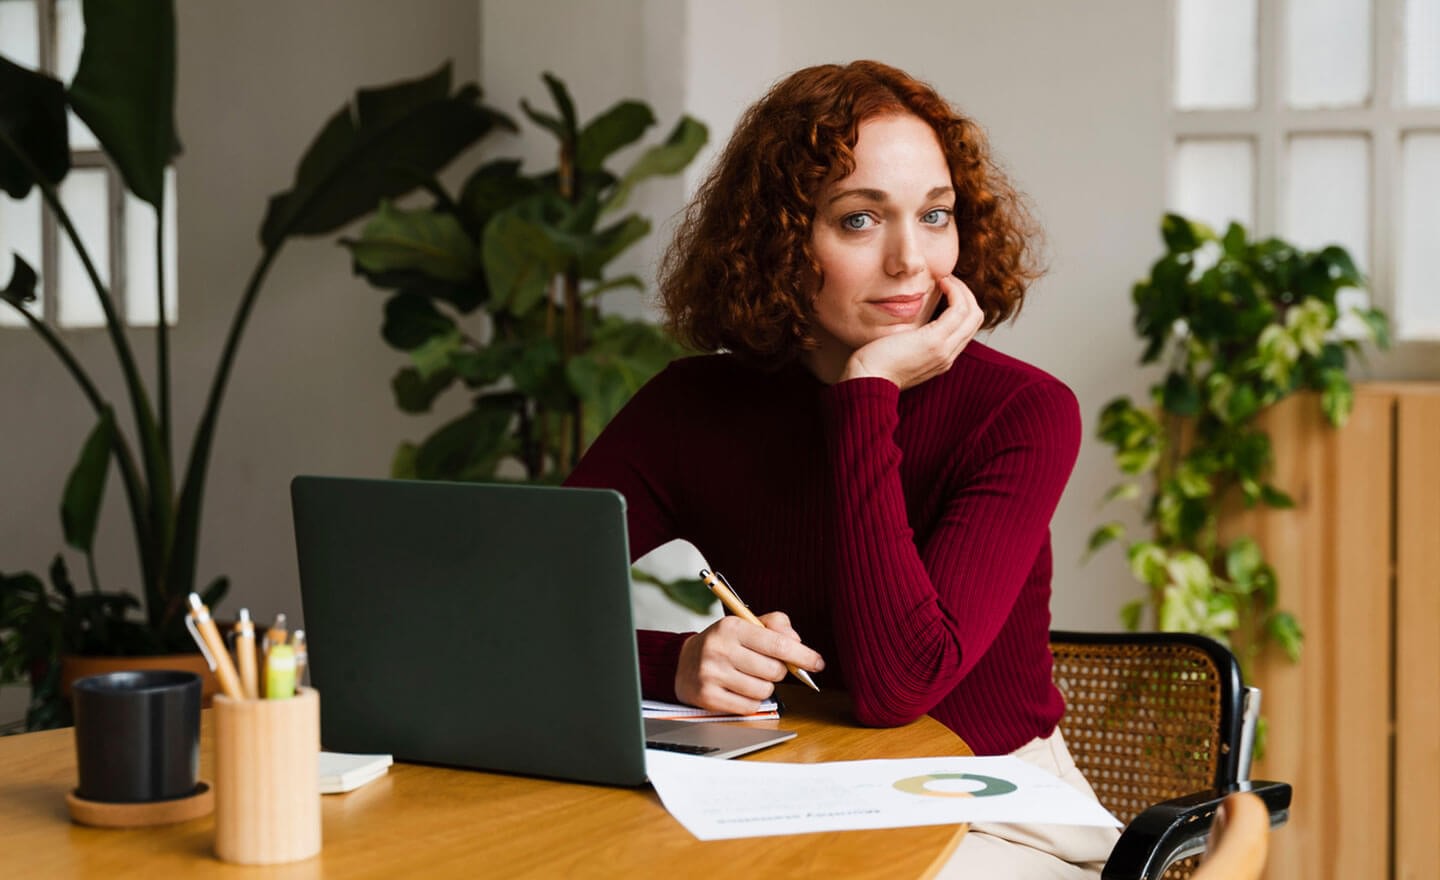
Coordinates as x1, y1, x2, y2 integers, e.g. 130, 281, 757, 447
699, 568, 820, 692
235, 608, 260, 699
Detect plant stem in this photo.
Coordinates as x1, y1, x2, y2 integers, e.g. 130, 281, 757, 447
156, 199, 172, 465
14, 138, 167, 493
167, 244, 282, 629
564, 268, 582, 469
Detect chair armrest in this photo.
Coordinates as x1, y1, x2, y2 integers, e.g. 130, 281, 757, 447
1101, 781, 1292, 880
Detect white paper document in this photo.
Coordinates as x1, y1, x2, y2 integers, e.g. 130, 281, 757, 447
645, 751, 1121, 840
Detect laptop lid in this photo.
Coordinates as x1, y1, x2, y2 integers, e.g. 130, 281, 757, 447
291, 476, 649, 786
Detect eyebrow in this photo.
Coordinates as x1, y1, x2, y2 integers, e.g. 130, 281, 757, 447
828, 185, 954, 205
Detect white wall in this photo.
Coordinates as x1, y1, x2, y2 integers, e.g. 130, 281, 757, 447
0, 1, 480, 722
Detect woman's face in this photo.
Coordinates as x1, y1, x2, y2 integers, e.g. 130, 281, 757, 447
806, 113, 959, 380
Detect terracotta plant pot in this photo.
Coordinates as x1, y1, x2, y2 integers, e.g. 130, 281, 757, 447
61, 653, 219, 707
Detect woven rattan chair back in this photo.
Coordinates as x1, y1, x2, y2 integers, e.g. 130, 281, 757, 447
1051, 632, 1245, 880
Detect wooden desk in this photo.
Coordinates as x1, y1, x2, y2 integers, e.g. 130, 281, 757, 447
0, 686, 970, 878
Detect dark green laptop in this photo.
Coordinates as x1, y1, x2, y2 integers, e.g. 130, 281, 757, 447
290, 476, 793, 787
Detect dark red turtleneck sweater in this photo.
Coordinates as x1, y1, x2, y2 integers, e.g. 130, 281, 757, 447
565, 341, 1080, 756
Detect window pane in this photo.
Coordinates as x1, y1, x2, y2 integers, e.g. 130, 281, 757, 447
0, 189, 43, 327
1286, 0, 1373, 108
1396, 133, 1440, 339
56, 168, 110, 328
125, 169, 178, 326
55, 0, 98, 151
1405, 0, 1440, 105
1175, 0, 1258, 109
1283, 135, 1371, 269
0, 0, 40, 71
1171, 139, 1255, 232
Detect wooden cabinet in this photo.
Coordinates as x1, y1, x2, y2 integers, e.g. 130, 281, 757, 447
1234, 384, 1440, 880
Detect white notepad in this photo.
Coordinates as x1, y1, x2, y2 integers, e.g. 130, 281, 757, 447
318, 751, 393, 794
641, 698, 781, 723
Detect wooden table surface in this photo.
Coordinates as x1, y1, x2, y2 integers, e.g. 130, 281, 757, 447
0, 685, 971, 879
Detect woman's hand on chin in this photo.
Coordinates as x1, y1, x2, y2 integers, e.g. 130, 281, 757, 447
839, 275, 983, 391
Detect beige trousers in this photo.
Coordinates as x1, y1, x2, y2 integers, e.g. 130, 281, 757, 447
934, 729, 1121, 879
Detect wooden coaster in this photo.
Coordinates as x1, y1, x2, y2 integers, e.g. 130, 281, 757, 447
66, 782, 214, 828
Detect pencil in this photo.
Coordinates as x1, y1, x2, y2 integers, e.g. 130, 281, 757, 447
699, 569, 820, 692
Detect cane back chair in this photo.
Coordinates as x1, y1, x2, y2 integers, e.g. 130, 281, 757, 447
1049, 631, 1292, 880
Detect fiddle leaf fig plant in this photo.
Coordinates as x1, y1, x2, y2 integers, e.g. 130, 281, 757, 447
340, 72, 715, 613
1088, 214, 1389, 670
345, 72, 706, 483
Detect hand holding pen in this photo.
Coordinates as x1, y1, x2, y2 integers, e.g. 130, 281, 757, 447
674, 569, 824, 714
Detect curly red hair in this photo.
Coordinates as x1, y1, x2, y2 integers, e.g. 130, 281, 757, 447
659, 60, 1042, 367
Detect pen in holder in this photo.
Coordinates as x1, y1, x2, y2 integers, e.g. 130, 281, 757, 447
214, 687, 321, 864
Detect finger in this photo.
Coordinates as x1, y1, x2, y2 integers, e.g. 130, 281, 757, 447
702, 662, 777, 703
729, 645, 790, 682
737, 624, 826, 672
938, 275, 982, 327
699, 688, 769, 715
757, 610, 799, 641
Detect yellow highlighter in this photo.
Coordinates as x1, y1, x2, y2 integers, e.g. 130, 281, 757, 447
264, 643, 297, 699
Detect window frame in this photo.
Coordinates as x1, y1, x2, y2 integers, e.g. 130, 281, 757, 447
1166, 0, 1440, 349
1, 0, 168, 330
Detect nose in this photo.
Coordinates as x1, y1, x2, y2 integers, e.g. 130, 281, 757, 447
883, 225, 926, 278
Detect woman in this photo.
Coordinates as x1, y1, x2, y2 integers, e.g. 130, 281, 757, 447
566, 60, 1118, 876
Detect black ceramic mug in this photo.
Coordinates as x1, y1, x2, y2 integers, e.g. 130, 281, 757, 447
72, 670, 201, 803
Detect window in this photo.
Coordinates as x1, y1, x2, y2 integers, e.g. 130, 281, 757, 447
0, 0, 177, 329
1168, 0, 1440, 342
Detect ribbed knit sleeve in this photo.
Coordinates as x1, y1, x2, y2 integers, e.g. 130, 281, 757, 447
822, 374, 1081, 728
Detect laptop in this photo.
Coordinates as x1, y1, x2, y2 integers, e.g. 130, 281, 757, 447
290, 476, 795, 786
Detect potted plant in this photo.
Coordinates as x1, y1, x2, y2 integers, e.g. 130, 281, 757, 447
0, 0, 511, 729
1087, 213, 1389, 673
340, 73, 715, 613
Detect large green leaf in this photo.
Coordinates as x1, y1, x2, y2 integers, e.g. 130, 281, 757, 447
391, 365, 457, 414
345, 202, 479, 283
520, 72, 578, 146
381, 291, 457, 351
67, 0, 179, 207
0, 57, 70, 198
604, 116, 707, 212
578, 214, 651, 278
576, 101, 656, 172
1, 254, 39, 307
60, 410, 114, 554
509, 338, 568, 411
566, 317, 684, 442
261, 64, 514, 249
481, 205, 572, 315
413, 394, 520, 481
458, 159, 540, 234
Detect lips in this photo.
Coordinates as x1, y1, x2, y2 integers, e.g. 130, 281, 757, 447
868, 293, 928, 319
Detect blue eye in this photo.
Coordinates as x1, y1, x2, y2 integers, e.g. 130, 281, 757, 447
841, 213, 875, 231
922, 208, 953, 226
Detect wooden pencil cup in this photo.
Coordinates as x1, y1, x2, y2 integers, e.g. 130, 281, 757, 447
214, 687, 321, 864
